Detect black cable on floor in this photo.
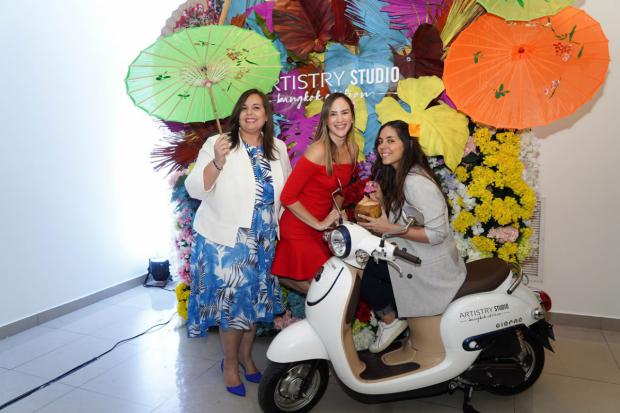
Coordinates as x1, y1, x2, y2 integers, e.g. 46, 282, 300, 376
0, 311, 178, 411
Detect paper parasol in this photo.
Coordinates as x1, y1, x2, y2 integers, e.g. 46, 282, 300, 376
477, 0, 574, 22
443, 7, 609, 129
126, 25, 282, 132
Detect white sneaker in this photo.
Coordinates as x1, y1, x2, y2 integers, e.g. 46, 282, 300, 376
369, 319, 408, 353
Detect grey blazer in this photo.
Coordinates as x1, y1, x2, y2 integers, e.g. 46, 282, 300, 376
387, 170, 466, 317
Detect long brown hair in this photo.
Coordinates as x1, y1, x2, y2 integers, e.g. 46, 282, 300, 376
372, 120, 446, 220
313, 93, 355, 175
228, 89, 278, 160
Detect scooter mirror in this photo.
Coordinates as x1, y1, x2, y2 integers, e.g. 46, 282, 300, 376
382, 206, 424, 242
402, 205, 425, 227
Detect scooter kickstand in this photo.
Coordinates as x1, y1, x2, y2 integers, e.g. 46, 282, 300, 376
462, 386, 481, 413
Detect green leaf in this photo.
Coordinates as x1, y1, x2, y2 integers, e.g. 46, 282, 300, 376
578, 45, 584, 59
568, 25, 577, 42
517, 0, 525, 8
473, 51, 481, 64
494, 84, 510, 99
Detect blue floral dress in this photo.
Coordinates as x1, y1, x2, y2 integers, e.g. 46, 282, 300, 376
187, 142, 283, 337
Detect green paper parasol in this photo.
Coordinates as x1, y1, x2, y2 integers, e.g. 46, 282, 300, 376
125, 25, 282, 132
476, 0, 574, 21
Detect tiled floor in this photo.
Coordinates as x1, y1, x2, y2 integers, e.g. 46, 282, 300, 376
1, 286, 619, 412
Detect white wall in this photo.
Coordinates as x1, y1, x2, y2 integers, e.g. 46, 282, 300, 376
0, 0, 618, 327
534, 1, 620, 318
0, 1, 176, 327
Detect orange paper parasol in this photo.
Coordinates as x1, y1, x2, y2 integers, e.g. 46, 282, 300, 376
443, 7, 609, 129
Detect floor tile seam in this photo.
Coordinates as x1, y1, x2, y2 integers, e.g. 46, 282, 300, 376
82, 311, 178, 342
64, 386, 158, 409
15, 338, 143, 385
27, 382, 78, 413
601, 333, 620, 370
413, 398, 462, 411
40, 304, 122, 329
8, 365, 53, 383
46, 302, 144, 332
0, 378, 78, 411
59, 350, 136, 388
11, 335, 130, 375
0, 330, 89, 368
543, 371, 620, 387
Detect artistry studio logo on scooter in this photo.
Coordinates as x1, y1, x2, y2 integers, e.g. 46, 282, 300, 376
273, 66, 401, 109
459, 304, 511, 323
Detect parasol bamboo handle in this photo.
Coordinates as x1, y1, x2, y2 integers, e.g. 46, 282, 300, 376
206, 85, 223, 136
218, 0, 231, 25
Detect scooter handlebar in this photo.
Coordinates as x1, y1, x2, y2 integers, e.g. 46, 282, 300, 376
393, 248, 421, 265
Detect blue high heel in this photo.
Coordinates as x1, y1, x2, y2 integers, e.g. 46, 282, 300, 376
221, 360, 246, 397
240, 363, 262, 383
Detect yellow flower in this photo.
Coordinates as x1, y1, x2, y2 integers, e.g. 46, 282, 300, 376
498, 242, 518, 263
175, 282, 190, 300
492, 197, 519, 226
455, 166, 468, 182
473, 127, 492, 145
177, 299, 189, 320
471, 236, 497, 252
474, 202, 492, 223
471, 166, 494, 187
453, 210, 476, 233
517, 238, 532, 262
375, 76, 469, 170
520, 190, 537, 217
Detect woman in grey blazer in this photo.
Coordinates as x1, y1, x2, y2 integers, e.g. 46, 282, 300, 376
357, 120, 466, 353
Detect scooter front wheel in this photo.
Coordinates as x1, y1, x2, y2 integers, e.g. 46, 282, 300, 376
258, 360, 329, 413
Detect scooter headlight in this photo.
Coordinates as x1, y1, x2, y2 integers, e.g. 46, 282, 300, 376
325, 226, 351, 258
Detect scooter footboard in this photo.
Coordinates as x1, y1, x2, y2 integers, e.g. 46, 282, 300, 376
266, 319, 329, 363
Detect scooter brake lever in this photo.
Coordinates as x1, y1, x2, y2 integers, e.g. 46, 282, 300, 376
385, 258, 402, 275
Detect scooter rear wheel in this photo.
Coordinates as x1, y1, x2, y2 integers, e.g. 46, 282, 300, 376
258, 360, 329, 413
488, 329, 545, 395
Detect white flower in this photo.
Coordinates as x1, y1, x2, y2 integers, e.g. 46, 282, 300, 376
472, 224, 485, 236
353, 327, 377, 351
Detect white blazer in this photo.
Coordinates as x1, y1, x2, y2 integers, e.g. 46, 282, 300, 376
185, 135, 292, 247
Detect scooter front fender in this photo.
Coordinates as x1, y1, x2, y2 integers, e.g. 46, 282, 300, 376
265, 319, 329, 363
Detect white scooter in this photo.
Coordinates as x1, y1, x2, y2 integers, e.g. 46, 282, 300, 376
258, 211, 555, 413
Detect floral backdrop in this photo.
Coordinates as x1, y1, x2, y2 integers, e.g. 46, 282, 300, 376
137, 0, 607, 349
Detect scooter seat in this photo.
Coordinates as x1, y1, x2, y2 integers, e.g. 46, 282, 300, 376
452, 258, 511, 301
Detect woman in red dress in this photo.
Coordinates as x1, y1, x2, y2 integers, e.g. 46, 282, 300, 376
271, 93, 358, 294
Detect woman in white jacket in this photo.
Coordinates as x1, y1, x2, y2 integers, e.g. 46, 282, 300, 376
184, 89, 291, 396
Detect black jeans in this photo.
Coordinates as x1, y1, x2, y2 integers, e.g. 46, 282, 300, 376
360, 259, 398, 318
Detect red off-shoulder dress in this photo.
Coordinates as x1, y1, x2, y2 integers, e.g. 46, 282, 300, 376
272, 156, 354, 281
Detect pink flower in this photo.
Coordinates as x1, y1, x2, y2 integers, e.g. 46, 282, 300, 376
488, 226, 519, 243
463, 136, 476, 156
273, 310, 299, 330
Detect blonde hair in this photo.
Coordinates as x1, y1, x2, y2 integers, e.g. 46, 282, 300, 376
314, 93, 355, 175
